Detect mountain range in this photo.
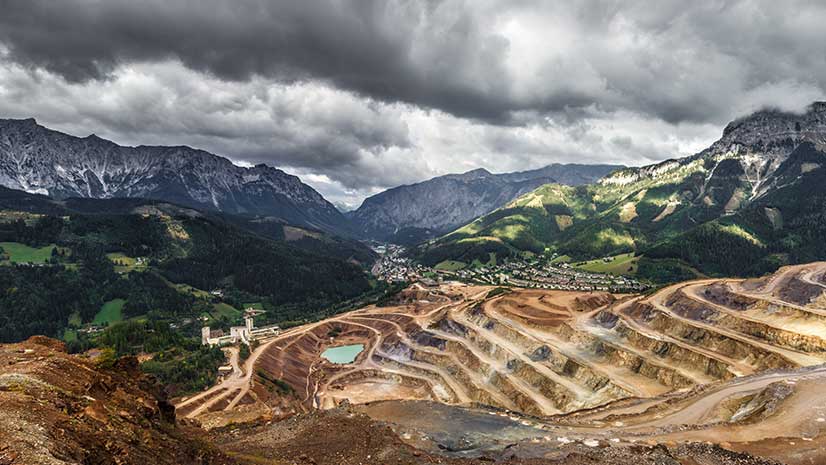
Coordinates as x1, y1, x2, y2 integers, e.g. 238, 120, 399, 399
0, 117, 622, 243
0, 118, 350, 234
347, 163, 621, 244
419, 102, 826, 280
3, 103, 826, 281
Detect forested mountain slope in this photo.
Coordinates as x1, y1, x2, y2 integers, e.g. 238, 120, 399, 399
0, 187, 373, 344
419, 102, 826, 280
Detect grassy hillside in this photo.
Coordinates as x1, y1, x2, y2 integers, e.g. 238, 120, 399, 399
0, 241, 60, 263
93, 299, 126, 326
570, 253, 640, 275
646, 143, 826, 277
418, 143, 826, 281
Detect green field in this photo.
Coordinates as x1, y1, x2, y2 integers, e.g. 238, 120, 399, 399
0, 242, 59, 264
62, 329, 77, 342
163, 278, 211, 298
106, 252, 148, 272
200, 302, 242, 325
550, 254, 571, 264
212, 302, 241, 320
434, 260, 467, 271
93, 299, 126, 326
573, 253, 640, 276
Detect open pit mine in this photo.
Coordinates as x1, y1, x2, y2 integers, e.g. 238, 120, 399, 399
178, 262, 826, 464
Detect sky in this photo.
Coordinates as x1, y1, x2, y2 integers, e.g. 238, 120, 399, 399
1, 1, 825, 210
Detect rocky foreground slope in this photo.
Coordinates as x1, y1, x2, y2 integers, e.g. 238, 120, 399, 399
0, 336, 775, 465
0, 337, 232, 465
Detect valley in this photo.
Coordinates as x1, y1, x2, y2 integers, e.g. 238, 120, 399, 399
5, 4, 826, 463
177, 261, 826, 464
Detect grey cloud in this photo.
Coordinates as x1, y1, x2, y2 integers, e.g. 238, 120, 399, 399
2, 0, 824, 125
0, 59, 412, 185
0, 55, 720, 206
1, 1, 826, 207
0, 0, 515, 120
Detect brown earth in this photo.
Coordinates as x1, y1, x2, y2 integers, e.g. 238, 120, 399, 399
7, 263, 826, 464
0, 337, 235, 465
177, 262, 826, 464
0, 336, 777, 465
211, 406, 782, 465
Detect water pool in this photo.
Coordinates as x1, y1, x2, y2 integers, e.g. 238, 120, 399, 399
321, 344, 364, 364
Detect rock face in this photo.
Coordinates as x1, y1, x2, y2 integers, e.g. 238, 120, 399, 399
0, 118, 351, 235
349, 164, 621, 243
0, 337, 233, 465
601, 102, 826, 196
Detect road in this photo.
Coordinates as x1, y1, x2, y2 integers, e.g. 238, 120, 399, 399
175, 324, 312, 418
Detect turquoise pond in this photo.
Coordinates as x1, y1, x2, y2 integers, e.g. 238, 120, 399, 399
321, 344, 365, 364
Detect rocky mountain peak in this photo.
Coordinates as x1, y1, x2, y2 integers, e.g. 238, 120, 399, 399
602, 102, 826, 188
0, 118, 351, 235
715, 102, 826, 155
447, 168, 493, 180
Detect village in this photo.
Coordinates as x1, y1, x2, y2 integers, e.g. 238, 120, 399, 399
452, 258, 649, 293
371, 244, 649, 293
370, 243, 430, 283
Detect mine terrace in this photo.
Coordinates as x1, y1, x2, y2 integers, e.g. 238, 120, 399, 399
175, 262, 826, 464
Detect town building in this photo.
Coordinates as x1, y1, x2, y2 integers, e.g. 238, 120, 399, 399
201, 308, 281, 346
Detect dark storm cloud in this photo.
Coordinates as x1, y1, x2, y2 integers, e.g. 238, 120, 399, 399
0, 58, 413, 188
0, 0, 516, 121
1, 1, 826, 207
3, 0, 826, 125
